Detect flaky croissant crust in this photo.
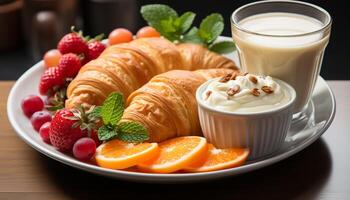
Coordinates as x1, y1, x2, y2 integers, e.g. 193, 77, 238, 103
122, 69, 238, 142
66, 37, 237, 108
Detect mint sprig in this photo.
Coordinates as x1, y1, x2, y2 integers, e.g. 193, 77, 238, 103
96, 92, 149, 143
141, 4, 179, 41
176, 12, 196, 34
98, 125, 118, 141
209, 41, 236, 54
140, 4, 235, 54
117, 122, 149, 142
100, 92, 124, 126
198, 14, 224, 44
182, 27, 203, 44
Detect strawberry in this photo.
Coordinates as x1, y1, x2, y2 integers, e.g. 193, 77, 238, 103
81, 56, 90, 66
50, 106, 100, 151
90, 129, 101, 146
44, 83, 69, 111
50, 109, 85, 151
87, 41, 106, 61
57, 32, 88, 55
39, 67, 65, 95
57, 53, 81, 78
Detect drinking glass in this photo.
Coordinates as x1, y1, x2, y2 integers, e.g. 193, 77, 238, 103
231, 0, 332, 115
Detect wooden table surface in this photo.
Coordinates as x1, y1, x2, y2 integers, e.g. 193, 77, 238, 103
1, 81, 349, 200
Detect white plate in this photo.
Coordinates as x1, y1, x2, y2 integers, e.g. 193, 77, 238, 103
7, 37, 335, 183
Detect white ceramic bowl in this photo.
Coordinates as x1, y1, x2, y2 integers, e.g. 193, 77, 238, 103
196, 78, 296, 160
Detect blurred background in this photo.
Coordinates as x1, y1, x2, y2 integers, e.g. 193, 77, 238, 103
0, 0, 348, 80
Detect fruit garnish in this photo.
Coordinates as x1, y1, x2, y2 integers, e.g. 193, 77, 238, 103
140, 4, 236, 54
40, 53, 81, 97
90, 129, 101, 146
136, 26, 161, 38
44, 49, 62, 68
138, 136, 208, 173
57, 27, 88, 55
57, 53, 81, 78
50, 106, 100, 151
21, 95, 44, 117
45, 83, 69, 111
95, 139, 159, 169
39, 67, 65, 95
108, 28, 133, 45
30, 111, 52, 131
87, 41, 106, 60
57, 26, 105, 62
183, 144, 249, 172
73, 137, 96, 161
94, 92, 149, 143
39, 122, 51, 144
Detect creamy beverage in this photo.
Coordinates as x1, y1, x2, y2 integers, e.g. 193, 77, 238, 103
232, 12, 330, 113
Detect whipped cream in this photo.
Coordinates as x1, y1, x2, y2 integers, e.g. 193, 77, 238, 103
202, 74, 290, 113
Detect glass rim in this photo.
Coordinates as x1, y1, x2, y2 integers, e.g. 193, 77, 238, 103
231, 0, 332, 37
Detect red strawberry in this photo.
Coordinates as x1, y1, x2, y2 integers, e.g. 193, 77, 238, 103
39, 67, 65, 95
58, 53, 81, 78
57, 33, 88, 55
90, 130, 101, 146
87, 41, 106, 61
50, 109, 86, 151
50, 106, 100, 151
81, 56, 90, 66
44, 86, 68, 111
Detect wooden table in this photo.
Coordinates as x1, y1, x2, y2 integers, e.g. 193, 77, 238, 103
1, 81, 349, 200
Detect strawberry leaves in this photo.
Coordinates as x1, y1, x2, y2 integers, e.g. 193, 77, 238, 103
96, 92, 149, 143
90, 106, 101, 119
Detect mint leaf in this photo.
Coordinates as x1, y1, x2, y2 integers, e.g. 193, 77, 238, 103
159, 18, 179, 41
209, 41, 236, 54
101, 92, 124, 126
118, 121, 148, 136
117, 121, 149, 143
140, 4, 230, 54
118, 132, 149, 143
182, 27, 204, 44
198, 13, 224, 44
160, 18, 177, 33
98, 125, 118, 141
141, 4, 178, 35
175, 12, 196, 33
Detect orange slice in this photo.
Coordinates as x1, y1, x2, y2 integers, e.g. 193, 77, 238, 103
183, 144, 249, 172
95, 139, 159, 170
138, 136, 208, 173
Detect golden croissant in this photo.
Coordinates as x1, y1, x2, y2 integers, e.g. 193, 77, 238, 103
122, 69, 238, 142
66, 37, 237, 108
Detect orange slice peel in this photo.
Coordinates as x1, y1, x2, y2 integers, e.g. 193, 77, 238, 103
138, 136, 208, 173
183, 144, 249, 172
95, 139, 159, 170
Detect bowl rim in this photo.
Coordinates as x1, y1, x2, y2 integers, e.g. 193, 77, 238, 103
196, 76, 297, 116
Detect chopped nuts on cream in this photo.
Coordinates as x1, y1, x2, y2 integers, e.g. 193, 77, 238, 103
202, 74, 291, 113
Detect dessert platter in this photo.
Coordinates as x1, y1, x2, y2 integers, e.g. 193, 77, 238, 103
7, 2, 335, 182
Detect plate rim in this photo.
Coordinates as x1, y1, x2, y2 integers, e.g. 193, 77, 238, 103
6, 41, 336, 183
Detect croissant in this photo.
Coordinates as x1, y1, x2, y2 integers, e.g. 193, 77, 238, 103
121, 69, 238, 142
66, 37, 237, 108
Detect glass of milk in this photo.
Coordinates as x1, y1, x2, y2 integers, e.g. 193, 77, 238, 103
231, 0, 332, 115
